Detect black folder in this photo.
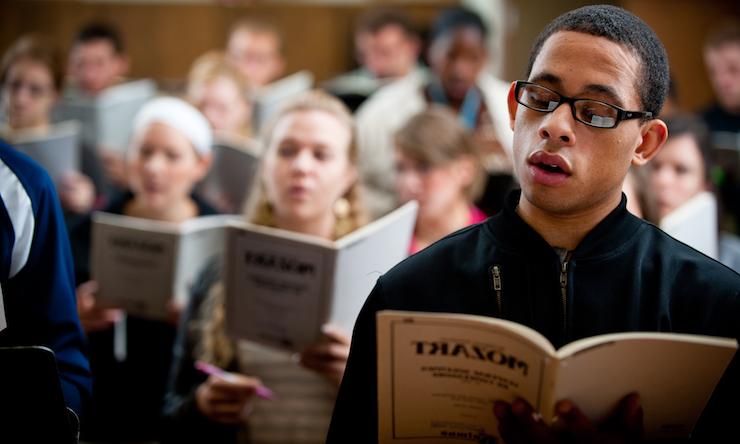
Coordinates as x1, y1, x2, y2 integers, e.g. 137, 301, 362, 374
0, 345, 77, 442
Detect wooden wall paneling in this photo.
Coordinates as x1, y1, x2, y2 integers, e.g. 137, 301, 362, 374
0, 0, 455, 90
623, 0, 740, 112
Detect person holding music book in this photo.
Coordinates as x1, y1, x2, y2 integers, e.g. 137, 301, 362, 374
376, 310, 737, 443
0, 34, 96, 215
90, 211, 237, 320
222, 199, 416, 353
54, 77, 158, 202
328, 5, 740, 444
59, 23, 155, 203
186, 51, 261, 213
163, 91, 372, 444
68, 96, 216, 441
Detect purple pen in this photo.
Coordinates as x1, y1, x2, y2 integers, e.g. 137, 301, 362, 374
194, 360, 277, 400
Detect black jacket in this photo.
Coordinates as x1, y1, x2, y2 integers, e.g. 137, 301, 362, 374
327, 191, 740, 443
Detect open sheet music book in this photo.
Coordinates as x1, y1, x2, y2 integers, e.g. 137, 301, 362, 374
377, 310, 737, 443
2, 121, 80, 185
90, 213, 238, 320
660, 191, 718, 259
224, 201, 417, 352
53, 79, 157, 153
196, 133, 261, 214
252, 70, 313, 131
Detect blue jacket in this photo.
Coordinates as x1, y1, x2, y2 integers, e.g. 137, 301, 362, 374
0, 141, 91, 416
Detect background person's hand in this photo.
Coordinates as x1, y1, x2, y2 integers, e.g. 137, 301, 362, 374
76, 280, 122, 332
59, 171, 96, 214
166, 299, 184, 326
99, 148, 128, 189
195, 373, 262, 424
299, 324, 351, 387
494, 393, 643, 444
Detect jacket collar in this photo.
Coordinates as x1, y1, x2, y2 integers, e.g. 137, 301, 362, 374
486, 189, 644, 261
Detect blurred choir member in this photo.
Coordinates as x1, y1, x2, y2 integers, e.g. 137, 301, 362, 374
394, 106, 486, 254
164, 91, 366, 444
356, 6, 513, 219
702, 21, 740, 137
323, 8, 422, 111
66, 22, 129, 96
226, 19, 286, 90
702, 21, 740, 235
69, 97, 216, 442
647, 114, 740, 272
187, 51, 254, 139
0, 34, 96, 214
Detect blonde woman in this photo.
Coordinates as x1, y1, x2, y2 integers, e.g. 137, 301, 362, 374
187, 51, 254, 139
164, 90, 366, 443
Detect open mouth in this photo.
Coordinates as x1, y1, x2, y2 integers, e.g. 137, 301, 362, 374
537, 162, 566, 174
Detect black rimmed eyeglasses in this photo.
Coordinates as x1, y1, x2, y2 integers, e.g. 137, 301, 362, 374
514, 81, 652, 129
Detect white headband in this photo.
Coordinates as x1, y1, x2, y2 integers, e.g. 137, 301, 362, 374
132, 96, 212, 156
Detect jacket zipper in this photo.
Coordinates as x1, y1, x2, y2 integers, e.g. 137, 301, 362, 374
492, 265, 502, 315
559, 253, 571, 339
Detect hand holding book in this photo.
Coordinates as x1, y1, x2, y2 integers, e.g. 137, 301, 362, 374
75, 280, 123, 333
298, 323, 351, 387
377, 310, 737, 443
59, 171, 96, 214
494, 394, 643, 444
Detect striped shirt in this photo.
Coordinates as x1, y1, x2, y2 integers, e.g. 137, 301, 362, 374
236, 341, 337, 444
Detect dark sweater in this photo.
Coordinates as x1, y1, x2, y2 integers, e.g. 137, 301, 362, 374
327, 190, 740, 443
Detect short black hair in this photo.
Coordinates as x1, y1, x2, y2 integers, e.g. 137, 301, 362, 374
356, 8, 417, 37
72, 22, 125, 54
430, 7, 488, 44
664, 114, 713, 183
526, 5, 669, 118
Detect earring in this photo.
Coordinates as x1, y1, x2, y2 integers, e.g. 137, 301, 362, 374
333, 197, 350, 219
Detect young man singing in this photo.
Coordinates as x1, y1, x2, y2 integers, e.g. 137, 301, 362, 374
328, 5, 740, 443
